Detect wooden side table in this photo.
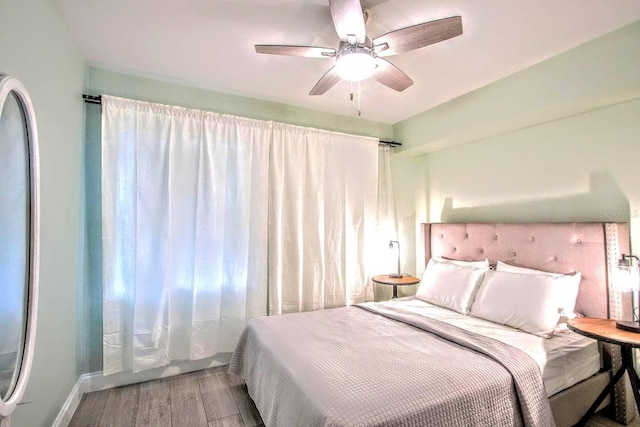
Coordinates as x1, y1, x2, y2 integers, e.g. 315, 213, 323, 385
372, 275, 420, 299
567, 318, 640, 427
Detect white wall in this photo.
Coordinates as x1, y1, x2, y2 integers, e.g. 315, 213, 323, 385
0, 1, 85, 425
392, 21, 640, 275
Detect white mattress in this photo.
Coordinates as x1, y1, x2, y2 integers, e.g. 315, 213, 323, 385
379, 298, 600, 397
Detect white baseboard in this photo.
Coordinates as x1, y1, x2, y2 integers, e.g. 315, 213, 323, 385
51, 373, 93, 427
52, 353, 232, 427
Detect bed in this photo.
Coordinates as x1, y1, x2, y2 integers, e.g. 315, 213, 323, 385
230, 222, 633, 427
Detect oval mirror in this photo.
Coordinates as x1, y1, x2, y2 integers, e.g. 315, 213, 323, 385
0, 76, 40, 424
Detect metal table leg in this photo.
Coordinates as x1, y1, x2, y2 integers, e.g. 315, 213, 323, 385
575, 344, 639, 427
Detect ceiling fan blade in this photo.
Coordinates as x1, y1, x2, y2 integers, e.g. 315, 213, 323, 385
309, 66, 341, 95
328, 0, 366, 43
370, 58, 413, 92
373, 16, 462, 57
255, 45, 336, 58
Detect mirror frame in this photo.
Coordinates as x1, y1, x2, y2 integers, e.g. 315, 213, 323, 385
0, 76, 40, 420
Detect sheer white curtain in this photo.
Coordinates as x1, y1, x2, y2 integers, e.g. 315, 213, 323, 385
101, 96, 380, 374
101, 96, 269, 374
373, 145, 399, 300
269, 124, 379, 314
377, 145, 398, 245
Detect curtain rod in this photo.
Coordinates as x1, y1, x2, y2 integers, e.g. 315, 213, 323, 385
379, 140, 401, 147
82, 94, 401, 146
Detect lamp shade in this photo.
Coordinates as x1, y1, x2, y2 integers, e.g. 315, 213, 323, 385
616, 255, 640, 291
388, 240, 402, 278
614, 254, 640, 331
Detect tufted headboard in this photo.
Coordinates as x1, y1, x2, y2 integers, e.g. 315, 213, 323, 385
423, 223, 630, 319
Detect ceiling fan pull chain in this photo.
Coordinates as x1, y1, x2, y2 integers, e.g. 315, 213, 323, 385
350, 81, 354, 101
358, 80, 361, 116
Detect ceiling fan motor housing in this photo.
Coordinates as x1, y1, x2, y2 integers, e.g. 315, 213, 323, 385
335, 39, 377, 81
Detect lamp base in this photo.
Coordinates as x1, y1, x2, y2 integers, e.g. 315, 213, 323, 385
615, 320, 640, 333
388, 273, 403, 278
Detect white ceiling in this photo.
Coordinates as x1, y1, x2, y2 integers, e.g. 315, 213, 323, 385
60, 0, 640, 124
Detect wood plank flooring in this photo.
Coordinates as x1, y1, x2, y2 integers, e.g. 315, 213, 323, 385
69, 366, 263, 427
70, 365, 638, 427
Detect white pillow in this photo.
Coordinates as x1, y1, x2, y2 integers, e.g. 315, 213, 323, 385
415, 258, 489, 314
434, 257, 490, 269
495, 261, 581, 317
470, 270, 566, 337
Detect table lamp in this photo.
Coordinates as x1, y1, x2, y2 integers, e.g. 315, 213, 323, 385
616, 254, 640, 332
388, 240, 402, 278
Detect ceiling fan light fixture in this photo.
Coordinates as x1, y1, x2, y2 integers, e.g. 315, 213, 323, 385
335, 47, 376, 82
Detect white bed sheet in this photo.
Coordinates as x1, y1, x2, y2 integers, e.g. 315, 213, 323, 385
381, 298, 600, 397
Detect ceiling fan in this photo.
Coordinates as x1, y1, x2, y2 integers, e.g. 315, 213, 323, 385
255, 0, 463, 96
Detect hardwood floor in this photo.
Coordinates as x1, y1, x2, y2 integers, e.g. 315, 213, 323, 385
70, 365, 638, 427
69, 366, 263, 427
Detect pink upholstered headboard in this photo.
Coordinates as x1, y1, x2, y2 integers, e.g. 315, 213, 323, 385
423, 223, 630, 319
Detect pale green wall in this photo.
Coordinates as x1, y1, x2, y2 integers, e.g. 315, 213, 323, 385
0, 0, 85, 426
394, 21, 640, 155
81, 67, 394, 373
392, 21, 640, 276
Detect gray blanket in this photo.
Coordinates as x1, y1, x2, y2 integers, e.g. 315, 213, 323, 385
229, 302, 555, 427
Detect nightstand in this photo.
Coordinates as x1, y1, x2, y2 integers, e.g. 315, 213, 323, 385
372, 275, 420, 299
567, 318, 640, 427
